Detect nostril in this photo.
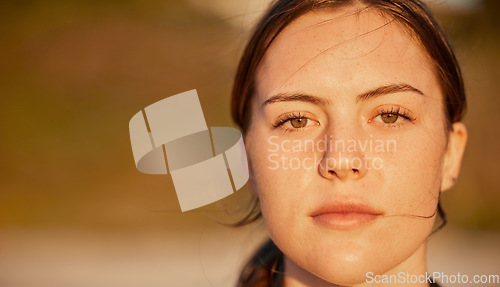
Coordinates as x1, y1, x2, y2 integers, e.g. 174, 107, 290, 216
328, 170, 336, 176
352, 169, 359, 174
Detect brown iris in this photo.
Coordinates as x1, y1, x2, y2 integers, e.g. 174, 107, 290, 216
290, 117, 308, 128
381, 113, 398, 124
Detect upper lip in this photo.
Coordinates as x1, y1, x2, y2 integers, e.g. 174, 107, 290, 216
310, 200, 383, 217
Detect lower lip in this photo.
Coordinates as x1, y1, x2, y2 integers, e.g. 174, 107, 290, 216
312, 212, 380, 229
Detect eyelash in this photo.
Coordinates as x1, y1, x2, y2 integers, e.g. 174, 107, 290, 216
369, 106, 417, 128
373, 106, 417, 126
273, 111, 317, 132
272, 106, 416, 132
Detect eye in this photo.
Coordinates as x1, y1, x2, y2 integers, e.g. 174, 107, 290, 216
273, 111, 319, 132
289, 117, 308, 128
372, 106, 416, 126
380, 113, 400, 124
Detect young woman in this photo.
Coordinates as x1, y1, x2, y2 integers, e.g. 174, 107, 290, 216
231, 0, 468, 286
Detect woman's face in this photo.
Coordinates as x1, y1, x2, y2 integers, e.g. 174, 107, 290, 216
245, 7, 463, 286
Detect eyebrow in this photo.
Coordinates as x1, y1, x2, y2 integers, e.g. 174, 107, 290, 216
355, 83, 424, 103
262, 83, 424, 108
262, 93, 331, 107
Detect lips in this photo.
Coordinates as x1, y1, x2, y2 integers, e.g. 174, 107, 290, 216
310, 201, 383, 229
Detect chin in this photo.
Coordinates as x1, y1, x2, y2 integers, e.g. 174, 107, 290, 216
309, 252, 385, 285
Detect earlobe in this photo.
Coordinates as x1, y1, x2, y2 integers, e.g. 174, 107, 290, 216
440, 122, 468, 192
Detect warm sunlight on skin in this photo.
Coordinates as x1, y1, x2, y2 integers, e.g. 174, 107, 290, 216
244, 6, 467, 287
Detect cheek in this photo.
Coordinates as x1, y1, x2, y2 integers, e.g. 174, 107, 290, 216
246, 132, 319, 237
248, 134, 315, 207
379, 127, 447, 215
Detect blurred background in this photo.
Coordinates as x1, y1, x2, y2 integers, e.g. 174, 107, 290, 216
0, 0, 499, 286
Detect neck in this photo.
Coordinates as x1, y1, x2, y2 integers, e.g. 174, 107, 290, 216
283, 243, 431, 287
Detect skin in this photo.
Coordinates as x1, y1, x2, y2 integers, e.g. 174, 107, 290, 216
244, 6, 467, 287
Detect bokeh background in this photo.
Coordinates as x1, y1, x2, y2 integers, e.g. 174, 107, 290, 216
0, 0, 499, 286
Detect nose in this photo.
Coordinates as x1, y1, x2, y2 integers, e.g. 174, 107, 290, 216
317, 129, 369, 181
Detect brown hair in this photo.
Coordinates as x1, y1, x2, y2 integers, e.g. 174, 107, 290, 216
231, 0, 466, 286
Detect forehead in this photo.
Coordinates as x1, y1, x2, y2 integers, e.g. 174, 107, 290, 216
255, 7, 438, 100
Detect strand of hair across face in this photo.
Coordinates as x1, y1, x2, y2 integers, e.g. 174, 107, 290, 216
382, 204, 438, 219
378, 202, 448, 235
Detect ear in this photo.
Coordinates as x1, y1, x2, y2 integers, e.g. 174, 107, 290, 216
440, 122, 468, 192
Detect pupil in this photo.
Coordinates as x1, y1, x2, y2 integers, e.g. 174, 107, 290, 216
383, 113, 398, 123
291, 117, 307, 128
